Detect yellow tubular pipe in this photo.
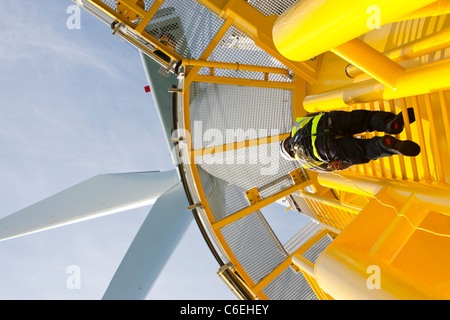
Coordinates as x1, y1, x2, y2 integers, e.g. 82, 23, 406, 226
317, 172, 450, 212
402, 0, 450, 21
347, 26, 450, 78
291, 254, 315, 278
273, 0, 438, 62
315, 243, 447, 299
332, 39, 405, 88
304, 58, 450, 112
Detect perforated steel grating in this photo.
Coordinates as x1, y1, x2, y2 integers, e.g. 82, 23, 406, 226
263, 266, 318, 300
196, 143, 302, 222
145, 0, 225, 59
98, 0, 118, 10
220, 211, 288, 285
302, 234, 333, 264
200, 26, 292, 82
189, 82, 293, 149
246, 0, 297, 16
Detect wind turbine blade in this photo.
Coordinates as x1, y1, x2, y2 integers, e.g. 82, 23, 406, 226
0, 170, 180, 241
140, 51, 178, 150
102, 181, 192, 300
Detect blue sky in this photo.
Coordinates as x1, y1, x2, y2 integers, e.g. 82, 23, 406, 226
0, 0, 309, 300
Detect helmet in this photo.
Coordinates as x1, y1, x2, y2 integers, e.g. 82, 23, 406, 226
280, 138, 296, 161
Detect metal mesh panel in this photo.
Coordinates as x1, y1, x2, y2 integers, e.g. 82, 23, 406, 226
190, 79, 303, 234
144, 0, 225, 59
98, 0, 118, 10
189, 82, 293, 149
302, 234, 333, 264
246, 0, 297, 16
201, 26, 292, 82
196, 143, 302, 221
262, 267, 318, 300
197, 165, 250, 222
220, 211, 288, 284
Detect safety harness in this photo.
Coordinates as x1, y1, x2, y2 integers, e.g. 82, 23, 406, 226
289, 113, 347, 172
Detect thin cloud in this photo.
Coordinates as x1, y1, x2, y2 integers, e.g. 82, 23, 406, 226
0, 3, 120, 78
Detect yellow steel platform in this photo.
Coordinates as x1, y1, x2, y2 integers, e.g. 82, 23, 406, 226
78, 0, 450, 300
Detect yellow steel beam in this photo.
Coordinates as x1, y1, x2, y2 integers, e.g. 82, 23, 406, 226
90, 0, 134, 22
195, 0, 318, 84
251, 255, 293, 294
424, 93, 446, 183
303, 58, 450, 112
346, 26, 450, 78
299, 191, 362, 214
291, 254, 315, 278
193, 75, 296, 89
399, 98, 420, 181
135, 0, 164, 33
292, 74, 308, 120
116, 0, 147, 18
318, 172, 450, 212
411, 96, 432, 183
182, 59, 290, 75
184, 17, 234, 86
332, 39, 406, 89
211, 179, 312, 230
438, 91, 450, 180
404, 0, 450, 21
192, 133, 290, 161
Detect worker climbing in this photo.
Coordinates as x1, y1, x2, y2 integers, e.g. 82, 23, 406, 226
280, 108, 421, 172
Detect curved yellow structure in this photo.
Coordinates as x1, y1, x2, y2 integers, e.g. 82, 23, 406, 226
272, 0, 439, 61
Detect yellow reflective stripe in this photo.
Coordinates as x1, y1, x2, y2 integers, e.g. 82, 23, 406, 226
291, 117, 312, 136
294, 154, 313, 168
311, 114, 323, 161
291, 126, 297, 136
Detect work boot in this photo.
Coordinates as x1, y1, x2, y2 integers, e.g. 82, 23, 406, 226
381, 135, 421, 157
385, 108, 416, 134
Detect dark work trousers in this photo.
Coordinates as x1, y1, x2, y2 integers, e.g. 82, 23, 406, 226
316, 110, 397, 165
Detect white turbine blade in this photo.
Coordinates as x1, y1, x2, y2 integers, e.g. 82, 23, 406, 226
0, 170, 180, 241
102, 181, 192, 300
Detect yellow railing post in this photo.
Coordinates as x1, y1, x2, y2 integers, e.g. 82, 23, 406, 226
332, 39, 405, 89
346, 26, 450, 78
211, 179, 312, 230
303, 58, 450, 112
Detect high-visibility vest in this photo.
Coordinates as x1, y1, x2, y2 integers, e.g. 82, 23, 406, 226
291, 113, 325, 163
291, 114, 351, 172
